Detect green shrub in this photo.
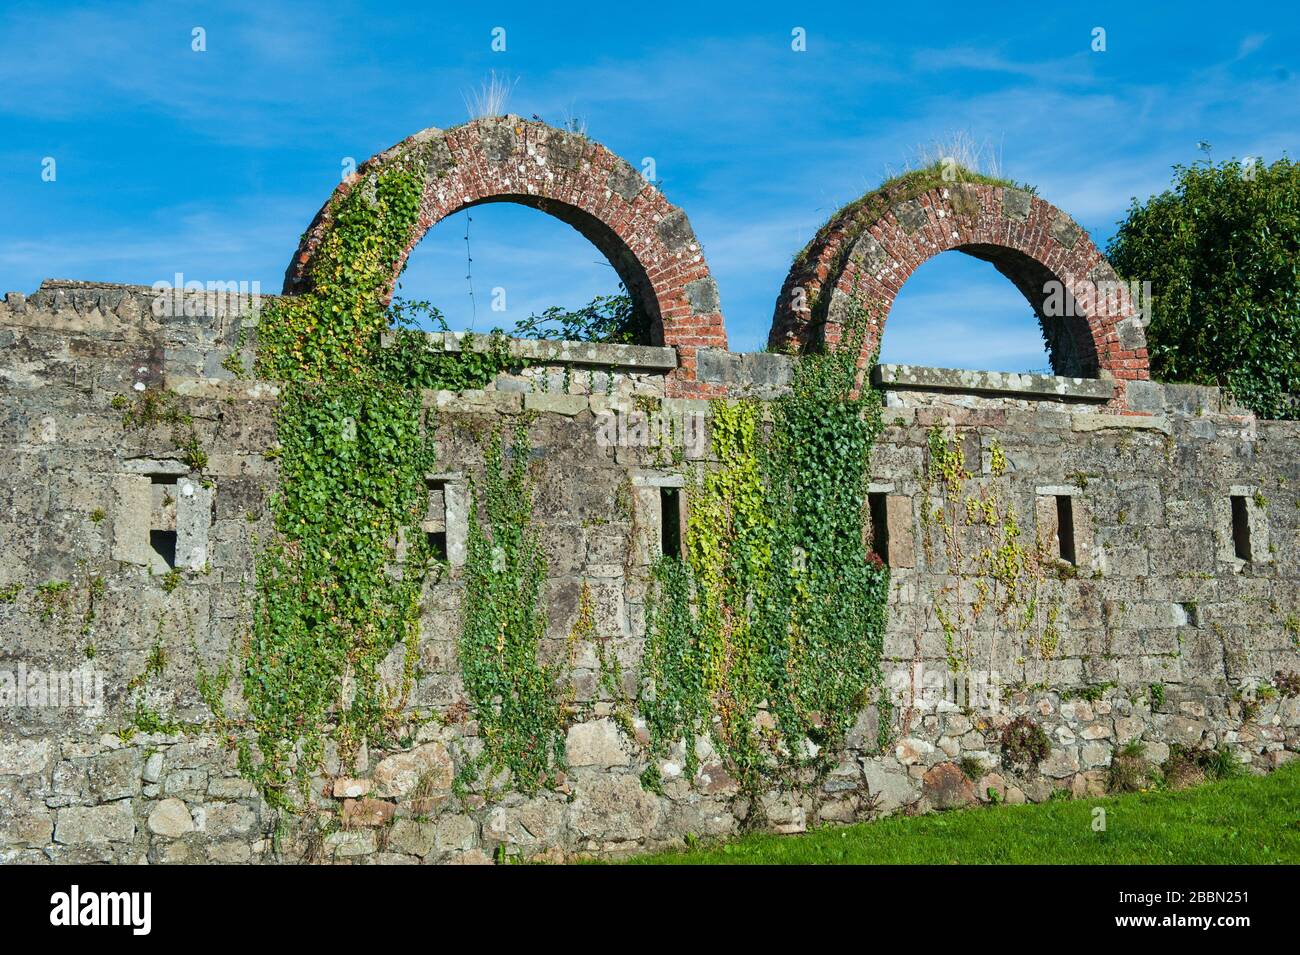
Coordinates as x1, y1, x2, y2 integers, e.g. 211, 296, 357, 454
1108, 157, 1300, 419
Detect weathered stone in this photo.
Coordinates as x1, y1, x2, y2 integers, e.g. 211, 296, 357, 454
163, 768, 209, 797
371, 742, 453, 799
447, 847, 493, 865
565, 718, 631, 767
210, 840, 252, 863
387, 819, 435, 857
1162, 715, 1209, 747
54, 802, 136, 845
341, 798, 395, 828
1002, 187, 1032, 221
333, 777, 371, 799
1061, 700, 1094, 723
655, 208, 697, 253
198, 802, 257, 837
896, 737, 934, 765
1081, 741, 1112, 768
697, 762, 738, 795
921, 762, 976, 809
1144, 741, 1170, 765
1115, 716, 1145, 744
148, 798, 194, 837
142, 751, 163, 784
1039, 746, 1081, 779
326, 830, 376, 858
207, 777, 258, 799
570, 775, 660, 841
761, 793, 808, 834
1049, 212, 1081, 248
892, 198, 928, 233
434, 814, 479, 853
685, 278, 720, 315
0, 808, 53, 847
606, 160, 645, 202
1071, 770, 1108, 797
1080, 722, 1112, 740
0, 739, 51, 776
976, 772, 1006, 802
85, 749, 142, 800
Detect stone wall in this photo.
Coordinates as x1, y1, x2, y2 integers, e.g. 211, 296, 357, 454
1, 281, 1297, 864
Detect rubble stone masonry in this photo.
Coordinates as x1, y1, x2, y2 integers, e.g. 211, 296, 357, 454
0, 281, 1296, 864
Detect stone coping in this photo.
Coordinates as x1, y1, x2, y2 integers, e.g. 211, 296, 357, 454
382, 330, 678, 372
872, 364, 1115, 402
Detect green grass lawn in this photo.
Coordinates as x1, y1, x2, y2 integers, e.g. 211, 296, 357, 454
628, 760, 1300, 864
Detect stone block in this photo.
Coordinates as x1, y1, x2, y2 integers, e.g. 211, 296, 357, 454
565, 718, 631, 767
54, 802, 136, 845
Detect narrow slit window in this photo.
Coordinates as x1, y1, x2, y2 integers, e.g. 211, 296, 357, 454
426, 531, 448, 560
868, 492, 890, 565
1231, 495, 1251, 561
660, 487, 682, 559
1055, 495, 1076, 564
423, 478, 448, 560
150, 530, 177, 569
149, 476, 178, 569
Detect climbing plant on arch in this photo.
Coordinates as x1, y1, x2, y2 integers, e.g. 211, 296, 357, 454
285, 115, 729, 395
236, 117, 733, 810
769, 172, 1151, 389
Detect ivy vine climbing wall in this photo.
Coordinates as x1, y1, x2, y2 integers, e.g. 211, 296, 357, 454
919, 426, 1064, 678
457, 422, 567, 794
641, 303, 892, 804
235, 157, 512, 811
224, 145, 894, 818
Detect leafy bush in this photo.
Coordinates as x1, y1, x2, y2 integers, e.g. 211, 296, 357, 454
1108, 157, 1300, 419
511, 288, 649, 344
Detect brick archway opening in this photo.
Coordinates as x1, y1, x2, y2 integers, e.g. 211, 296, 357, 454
770, 182, 1150, 384
285, 116, 728, 395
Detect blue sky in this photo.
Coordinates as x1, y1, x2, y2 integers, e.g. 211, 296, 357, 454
2, 1, 1297, 368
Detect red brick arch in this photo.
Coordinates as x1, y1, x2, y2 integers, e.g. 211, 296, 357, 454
285, 116, 727, 395
769, 182, 1149, 382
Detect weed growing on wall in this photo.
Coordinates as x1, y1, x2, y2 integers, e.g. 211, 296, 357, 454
641, 301, 890, 802
789, 163, 1030, 304
919, 427, 1062, 676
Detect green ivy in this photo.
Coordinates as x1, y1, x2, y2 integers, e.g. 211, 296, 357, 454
240, 381, 435, 807
641, 556, 710, 778
457, 422, 566, 794
641, 299, 890, 801
235, 161, 513, 811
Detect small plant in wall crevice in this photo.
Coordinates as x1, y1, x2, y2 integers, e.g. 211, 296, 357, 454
1000, 714, 1051, 768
